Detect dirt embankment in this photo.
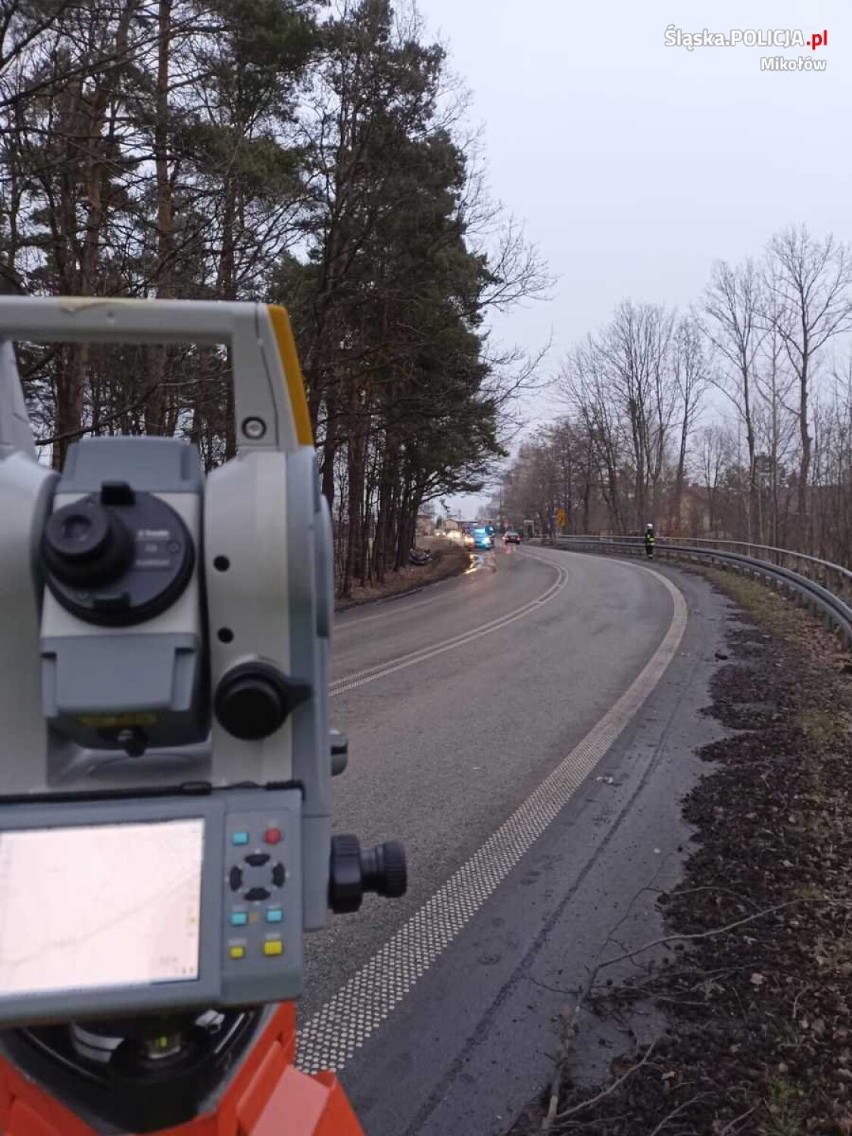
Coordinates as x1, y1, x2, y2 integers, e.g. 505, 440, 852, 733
515, 571, 852, 1136
334, 543, 469, 611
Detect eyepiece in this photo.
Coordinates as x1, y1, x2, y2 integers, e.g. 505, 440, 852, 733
42, 501, 134, 587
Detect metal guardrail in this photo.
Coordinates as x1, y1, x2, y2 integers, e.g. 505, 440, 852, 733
542, 535, 852, 650
563, 534, 852, 604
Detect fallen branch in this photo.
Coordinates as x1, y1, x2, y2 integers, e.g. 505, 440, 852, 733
717, 1105, 756, 1134
593, 899, 805, 976
540, 867, 669, 1132
552, 1039, 659, 1123
540, 1007, 578, 1132
541, 896, 818, 1131
647, 1093, 710, 1135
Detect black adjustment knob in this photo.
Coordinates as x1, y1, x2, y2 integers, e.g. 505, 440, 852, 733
329, 834, 363, 914
214, 662, 311, 741
329, 834, 408, 914
42, 499, 134, 587
330, 729, 348, 777
361, 840, 407, 899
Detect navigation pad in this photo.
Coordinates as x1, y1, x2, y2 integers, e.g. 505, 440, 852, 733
222, 808, 302, 992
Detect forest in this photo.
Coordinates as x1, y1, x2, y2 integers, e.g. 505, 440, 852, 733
494, 225, 852, 565
0, 0, 548, 597
4, 3, 849, 584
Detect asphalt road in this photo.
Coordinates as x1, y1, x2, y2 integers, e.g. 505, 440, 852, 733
298, 545, 732, 1135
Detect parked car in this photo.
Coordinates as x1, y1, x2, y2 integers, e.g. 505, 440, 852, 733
503, 530, 521, 544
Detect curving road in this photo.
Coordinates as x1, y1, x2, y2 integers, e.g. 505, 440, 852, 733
299, 545, 730, 1136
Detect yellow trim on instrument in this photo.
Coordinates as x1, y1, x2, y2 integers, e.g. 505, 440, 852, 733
267, 305, 313, 446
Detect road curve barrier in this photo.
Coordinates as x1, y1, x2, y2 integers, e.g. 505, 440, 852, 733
537, 534, 852, 650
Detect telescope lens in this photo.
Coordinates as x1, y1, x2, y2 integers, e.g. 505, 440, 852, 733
62, 514, 94, 543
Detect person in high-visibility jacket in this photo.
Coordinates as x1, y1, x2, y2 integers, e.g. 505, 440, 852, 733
644, 523, 655, 558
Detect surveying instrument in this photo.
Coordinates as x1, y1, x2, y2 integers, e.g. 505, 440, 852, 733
0, 297, 407, 1135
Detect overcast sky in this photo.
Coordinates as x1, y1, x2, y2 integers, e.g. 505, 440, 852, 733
418, 0, 849, 518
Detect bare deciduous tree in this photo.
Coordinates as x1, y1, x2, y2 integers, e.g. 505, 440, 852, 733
763, 225, 852, 541
701, 258, 766, 541
670, 314, 708, 531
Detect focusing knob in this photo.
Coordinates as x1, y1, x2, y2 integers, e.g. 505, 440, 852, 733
361, 840, 407, 898
214, 662, 311, 741
329, 834, 408, 914
42, 499, 134, 587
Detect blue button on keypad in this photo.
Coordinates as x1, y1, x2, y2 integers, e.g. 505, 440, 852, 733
266, 908, 283, 924
230, 912, 248, 927
231, 832, 249, 846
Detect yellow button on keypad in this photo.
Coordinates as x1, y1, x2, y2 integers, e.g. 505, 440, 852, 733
263, 940, 283, 957
229, 945, 246, 960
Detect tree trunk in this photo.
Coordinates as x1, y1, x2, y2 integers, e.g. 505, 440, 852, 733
53, 1, 139, 468
145, 0, 174, 437
342, 382, 369, 597
798, 357, 811, 547
740, 366, 757, 544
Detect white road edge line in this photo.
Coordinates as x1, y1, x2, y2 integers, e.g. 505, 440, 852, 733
297, 563, 688, 1073
330, 556, 569, 697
